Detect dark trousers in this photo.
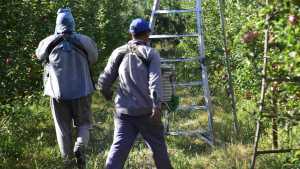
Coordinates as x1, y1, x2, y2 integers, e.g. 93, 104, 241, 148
105, 113, 173, 169
50, 95, 92, 159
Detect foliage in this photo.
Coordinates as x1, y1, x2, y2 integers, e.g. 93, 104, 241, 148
1, 0, 300, 168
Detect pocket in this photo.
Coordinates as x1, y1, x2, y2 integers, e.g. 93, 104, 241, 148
45, 67, 61, 100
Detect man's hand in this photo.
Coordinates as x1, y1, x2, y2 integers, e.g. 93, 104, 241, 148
151, 106, 162, 122
100, 89, 113, 101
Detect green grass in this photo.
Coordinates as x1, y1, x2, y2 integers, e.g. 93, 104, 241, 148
1, 92, 299, 169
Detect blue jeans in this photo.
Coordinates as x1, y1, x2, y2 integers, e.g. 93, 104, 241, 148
105, 113, 173, 169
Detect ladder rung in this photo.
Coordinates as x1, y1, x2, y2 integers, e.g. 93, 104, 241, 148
177, 105, 207, 111
155, 9, 197, 14
176, 81, 202, 87
161, 57, 198, 63
150, 34, 198, 39
256, 149, 297, 155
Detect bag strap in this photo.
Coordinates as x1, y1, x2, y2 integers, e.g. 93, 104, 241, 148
45, 35, 64, 63
69, 36, 96, 89
127, 43, 150, 67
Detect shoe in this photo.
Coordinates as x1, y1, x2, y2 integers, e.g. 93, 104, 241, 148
75, 150, 86, 169
63, 156, 76, 169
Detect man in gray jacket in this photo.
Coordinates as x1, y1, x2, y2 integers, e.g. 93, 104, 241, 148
36, 8, 98, 169
98, 18, 172, 169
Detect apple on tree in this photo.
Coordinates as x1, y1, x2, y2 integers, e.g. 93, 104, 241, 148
5, 57, 12, 65
241, 31, 259, 44
288, 15, 298, 25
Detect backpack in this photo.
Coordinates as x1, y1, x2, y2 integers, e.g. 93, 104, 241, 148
45, 34, 95, 89
118, 42, 150, 69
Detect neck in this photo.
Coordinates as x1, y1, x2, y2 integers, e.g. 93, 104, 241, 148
133, 37, 148, 42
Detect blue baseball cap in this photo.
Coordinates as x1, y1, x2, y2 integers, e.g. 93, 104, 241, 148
129, 18, 151, 35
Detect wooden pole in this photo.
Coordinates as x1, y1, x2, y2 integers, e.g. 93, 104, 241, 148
271, 90, 278, 149
250, 0, 270, 168
217, 0, 239, 137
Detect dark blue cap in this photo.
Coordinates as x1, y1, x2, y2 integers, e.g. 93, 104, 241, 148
129, 18, 151, 35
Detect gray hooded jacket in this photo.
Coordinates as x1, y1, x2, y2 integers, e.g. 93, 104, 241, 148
98, 40, 162, 116
36, 8, 98, 100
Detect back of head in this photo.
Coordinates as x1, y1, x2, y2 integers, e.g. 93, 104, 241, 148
55, 7, 75, 34
129, 18, 151, 38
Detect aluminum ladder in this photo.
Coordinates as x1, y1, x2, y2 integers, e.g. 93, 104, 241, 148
149, 0, 214, 146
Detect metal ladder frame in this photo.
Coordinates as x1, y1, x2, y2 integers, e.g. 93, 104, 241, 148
149, 0, 214, 146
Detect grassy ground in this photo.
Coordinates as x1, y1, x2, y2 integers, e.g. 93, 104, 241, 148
1, 92, 299, 169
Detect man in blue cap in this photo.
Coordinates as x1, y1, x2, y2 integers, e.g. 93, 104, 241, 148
36, 8, 98, 169
98, 18, 173, 169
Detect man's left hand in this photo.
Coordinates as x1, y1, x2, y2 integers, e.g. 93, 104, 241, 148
151, 106, 161, 122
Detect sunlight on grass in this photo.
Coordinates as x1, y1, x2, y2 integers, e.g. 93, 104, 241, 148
3, 92, 298, 169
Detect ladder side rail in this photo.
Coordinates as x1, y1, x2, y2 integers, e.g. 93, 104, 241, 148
155, 9, 195, 14
150, 0, 161, 33
149, 0, 215, 146
195, 0, 215, 145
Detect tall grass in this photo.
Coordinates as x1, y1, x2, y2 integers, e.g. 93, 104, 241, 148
1, 92, 299, 169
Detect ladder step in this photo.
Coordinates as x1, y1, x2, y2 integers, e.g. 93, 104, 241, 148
256, 149, 297, 155
150, 34, 198, 39
161, 57, 198, 63
177, 105, 207, 111
155, 9, 197, 14
176, 81, 202, 87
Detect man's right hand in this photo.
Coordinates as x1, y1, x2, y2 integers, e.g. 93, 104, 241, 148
151, 106, 162, 122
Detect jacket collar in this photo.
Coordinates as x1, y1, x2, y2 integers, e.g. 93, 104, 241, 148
128, 39, 148, 46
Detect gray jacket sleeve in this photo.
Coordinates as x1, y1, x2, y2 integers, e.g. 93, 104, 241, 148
78, 34, 98, 64
98, 46, 126, 94
148, 49, 162, 107
35, 35, 59, 61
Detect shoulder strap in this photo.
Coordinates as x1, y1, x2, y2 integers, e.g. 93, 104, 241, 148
68, 36, 89, 57
45, 35, 64, 63
46, 34, 88, 58
127, 44, 150, 67
68, 36, 96, 89
116, 44, 150, 71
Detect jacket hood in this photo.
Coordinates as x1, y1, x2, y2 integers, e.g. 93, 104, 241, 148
55, 8, 75, 34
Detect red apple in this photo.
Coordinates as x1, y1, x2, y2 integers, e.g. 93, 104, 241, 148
245, 91, 252, 100
252, 31, 259, 37
222, 74, 228, 81
5, 57, 12, 65
271, 63, 279, 70
241, 31, 259, 43
288, 15, 298, 25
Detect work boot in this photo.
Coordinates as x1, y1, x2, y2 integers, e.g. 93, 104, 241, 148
74, 150, 86, 169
